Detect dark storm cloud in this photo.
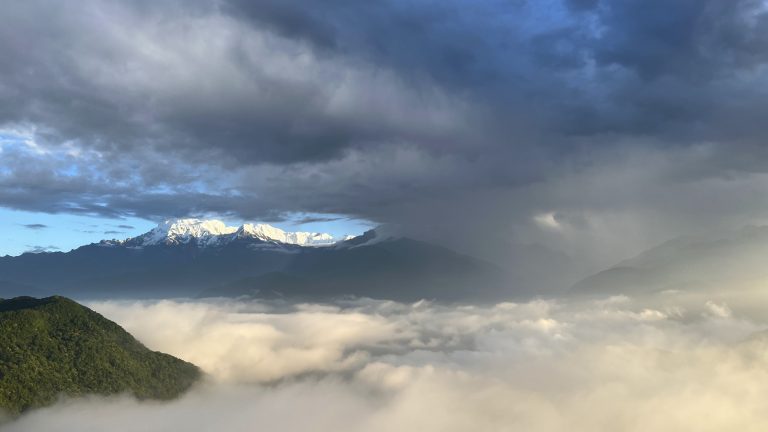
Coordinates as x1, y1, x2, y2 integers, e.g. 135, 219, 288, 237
565, 0, 600, 11
557, 0, 768, 139
219, 0, 768, 142
592, 0, 768, 80
291, 216, 343, 225
223, 0, 340, 48
2, 0, 768, 271
223, 0, 517, 89
0, 0, 481, 167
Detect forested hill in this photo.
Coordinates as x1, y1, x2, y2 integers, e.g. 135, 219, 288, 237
0, 296, 201, 416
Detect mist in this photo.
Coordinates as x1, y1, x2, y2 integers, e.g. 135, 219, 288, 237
5, 292, 768, 431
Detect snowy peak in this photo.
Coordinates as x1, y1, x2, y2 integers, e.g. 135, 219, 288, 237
163, 219, 236, 237
237, 223, 335, 246
124, 218, 337, 248
138, 218, 237, 247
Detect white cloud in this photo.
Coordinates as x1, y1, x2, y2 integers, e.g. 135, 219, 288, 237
533, 212, 562, 231
705, 300, 733, 318
5, 294, 768, 431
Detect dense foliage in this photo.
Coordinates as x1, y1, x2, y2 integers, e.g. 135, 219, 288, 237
0, 296, 201, 415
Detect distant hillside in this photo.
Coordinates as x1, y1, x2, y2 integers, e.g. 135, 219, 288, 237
200, 237, 505, 302
0, 296, 201, 415
571, 226, 768, 296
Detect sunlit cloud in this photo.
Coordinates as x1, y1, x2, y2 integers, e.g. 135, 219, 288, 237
5, 294, 768, 431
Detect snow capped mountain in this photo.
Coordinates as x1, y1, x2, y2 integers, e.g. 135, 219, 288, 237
120, 218, 338, 248
1, 218, 505, 301
237, 223, 335, 246
139, 219, 238, 247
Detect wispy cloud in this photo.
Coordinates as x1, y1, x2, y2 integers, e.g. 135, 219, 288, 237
20, 224, 47, 230
291, 216, 343, 225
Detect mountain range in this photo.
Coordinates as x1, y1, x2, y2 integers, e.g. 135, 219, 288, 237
0, 219, 507, 302
571, 226, 768, 296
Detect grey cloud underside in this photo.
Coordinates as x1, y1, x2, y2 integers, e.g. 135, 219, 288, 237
3, 0, 768, 273
21, 224, 47, 230
290, 216, 343, 225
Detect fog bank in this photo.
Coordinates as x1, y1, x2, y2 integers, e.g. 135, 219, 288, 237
6, 294, 768, 431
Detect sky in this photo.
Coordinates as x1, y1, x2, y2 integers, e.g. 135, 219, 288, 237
2, 0, 768, 270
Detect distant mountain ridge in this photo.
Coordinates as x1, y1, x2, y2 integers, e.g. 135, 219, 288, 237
571, 226, 768, 296
112, 218, 338, 248
0, 219, 507, 302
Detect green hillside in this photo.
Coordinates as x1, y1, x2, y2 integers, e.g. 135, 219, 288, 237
0, 296, 201, 415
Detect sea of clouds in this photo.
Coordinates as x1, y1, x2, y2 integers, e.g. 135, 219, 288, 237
6, 292, 768, 431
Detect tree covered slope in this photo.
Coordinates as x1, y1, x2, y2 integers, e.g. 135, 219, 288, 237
0, 296, 201, 415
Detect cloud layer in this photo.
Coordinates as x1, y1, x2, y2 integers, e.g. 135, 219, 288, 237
5, 294, 768, 431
